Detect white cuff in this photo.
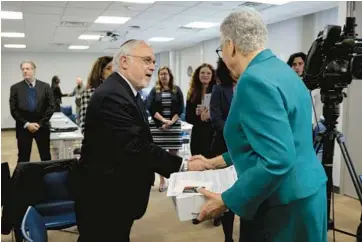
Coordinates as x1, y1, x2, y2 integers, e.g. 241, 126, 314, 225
179, 159, 188, 172
24, 122, 29, 129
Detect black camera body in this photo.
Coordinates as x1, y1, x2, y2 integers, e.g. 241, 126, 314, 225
304, 17, 362, 92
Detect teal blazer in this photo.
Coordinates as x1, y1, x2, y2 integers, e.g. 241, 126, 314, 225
221, 49, 327, 220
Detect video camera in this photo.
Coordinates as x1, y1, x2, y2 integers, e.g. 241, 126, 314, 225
304, 17, 362, 91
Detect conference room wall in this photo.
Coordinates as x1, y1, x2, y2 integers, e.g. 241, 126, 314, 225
1, 52, 112, 129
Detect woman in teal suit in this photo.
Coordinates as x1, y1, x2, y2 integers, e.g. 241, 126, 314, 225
190, 8, 328, 242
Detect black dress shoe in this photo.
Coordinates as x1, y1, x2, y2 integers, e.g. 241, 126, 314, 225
213, 217, 222, 226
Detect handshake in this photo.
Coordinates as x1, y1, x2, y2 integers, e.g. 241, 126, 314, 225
182, 155, 214, 172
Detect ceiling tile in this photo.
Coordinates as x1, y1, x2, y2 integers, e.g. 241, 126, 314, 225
101, 10, 141, 18
61, 15, 98, 23
195, 1, 244, 10
22, 1, 68, 7
145, 3, 189, 14
1, 1, 23, 11
157, 14, 203, 28
87, 23, 120, 32
1, 20, 25, 32
159, 1, 200, 7
180, 3, 220, 16
24, 13, 61, 25
133, 11, 170, 22
53, 26, 87, 43
22, 5, 64, 15
63, 7, 105, 17
117, 18, 159, 31
107, 2, 153, 12
67, 1, 112, 9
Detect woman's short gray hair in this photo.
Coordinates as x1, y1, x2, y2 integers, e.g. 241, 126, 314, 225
220, 8, 268, 53
112, 39, 143, 72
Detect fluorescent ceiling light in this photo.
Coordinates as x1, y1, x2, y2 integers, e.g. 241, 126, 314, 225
4, 44, 26, 48
0, 11, 23, 19
78, 34, 101, 40
121, 0, 155, 3
183, 22, 219, 29
69, 45, 89, 50
148, 37, 174, 42
95, 16, 130, 24
1, 32, 25, 38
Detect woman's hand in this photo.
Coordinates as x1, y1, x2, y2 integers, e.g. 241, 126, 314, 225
195, 188, 227, 222
200, 109, 210, 121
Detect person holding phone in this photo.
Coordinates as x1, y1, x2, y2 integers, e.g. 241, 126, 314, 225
185, 63, 217, 157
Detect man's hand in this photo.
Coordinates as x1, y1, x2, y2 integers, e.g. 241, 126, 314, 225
196, 188, 227, 222
27, 123, 39, 133
188, 157, 214, 171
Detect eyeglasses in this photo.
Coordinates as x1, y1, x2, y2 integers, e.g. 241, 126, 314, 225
216, 45, 222, 58
126, 55, 157, 66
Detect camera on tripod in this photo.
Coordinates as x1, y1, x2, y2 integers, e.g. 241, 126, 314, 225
304, 17, 362, 92
303, 16, 362, 242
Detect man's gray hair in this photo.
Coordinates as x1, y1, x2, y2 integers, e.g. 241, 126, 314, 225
20, 60, 36, 70
220, 8, 268, 53
112, 39, 144, 72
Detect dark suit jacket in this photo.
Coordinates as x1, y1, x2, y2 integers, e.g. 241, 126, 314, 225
209, 84, 233, 156
9, 80, 55, 130
147, 86, 184, 127
78, 72, 182, 219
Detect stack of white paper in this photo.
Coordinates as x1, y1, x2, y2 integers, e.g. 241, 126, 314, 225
167, 166, 237, 221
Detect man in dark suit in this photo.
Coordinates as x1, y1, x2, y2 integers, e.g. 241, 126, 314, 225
75, 39, 212, 242
9, 61, 55, 163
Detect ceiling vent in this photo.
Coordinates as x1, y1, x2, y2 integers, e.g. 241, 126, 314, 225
129, 25, 141, 30
178, 26, 202, 32
49, 43, 69, 47
239, 2, 264, 8
60, 21, 89, 28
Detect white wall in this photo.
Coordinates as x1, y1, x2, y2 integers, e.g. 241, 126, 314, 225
1, 52, 106, 129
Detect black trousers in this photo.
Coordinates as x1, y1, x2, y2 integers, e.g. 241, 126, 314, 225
76, 195, 134, 242
16, 127, 51, 163
220, 210, 236, 242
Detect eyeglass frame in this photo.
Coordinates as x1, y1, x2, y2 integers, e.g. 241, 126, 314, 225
216, 45, 222, 59
125, 55, 157, 67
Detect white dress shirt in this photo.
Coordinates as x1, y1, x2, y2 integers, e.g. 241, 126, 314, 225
117, 72, 137, 97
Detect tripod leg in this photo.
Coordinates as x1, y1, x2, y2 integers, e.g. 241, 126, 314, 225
335, 133, 362, 204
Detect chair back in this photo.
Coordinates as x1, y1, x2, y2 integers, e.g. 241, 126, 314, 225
43, 171, 70, 201
21, 206, 47, 242
61, 106, 72, 116
2, 162, 11, 206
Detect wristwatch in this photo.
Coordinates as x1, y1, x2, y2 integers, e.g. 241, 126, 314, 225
180, 160, 188, 172
183, 160, 188, 172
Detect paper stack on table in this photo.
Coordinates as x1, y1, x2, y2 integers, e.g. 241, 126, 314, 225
167, 166, 237, 221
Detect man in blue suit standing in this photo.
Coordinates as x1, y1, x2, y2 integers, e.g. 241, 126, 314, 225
190, 8, 328, 242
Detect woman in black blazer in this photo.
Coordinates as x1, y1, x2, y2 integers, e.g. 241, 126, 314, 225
209, 58, 237, 242
185, 63, 216, 158
51, 75, 69, 112
147, 66, 184, 192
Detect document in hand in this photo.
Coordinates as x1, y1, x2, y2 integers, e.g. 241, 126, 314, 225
167, 166, 237, 221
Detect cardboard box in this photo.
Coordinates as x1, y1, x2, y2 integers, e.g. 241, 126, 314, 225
172, 194, 206, 222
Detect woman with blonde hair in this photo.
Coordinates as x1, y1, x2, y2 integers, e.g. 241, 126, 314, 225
147, 66, 184, 192
79, 56, 113, 134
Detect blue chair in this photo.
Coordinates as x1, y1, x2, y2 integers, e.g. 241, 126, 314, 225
34, 170, 76, 230
21, 206, 47, 242
61, 106, 73, 117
